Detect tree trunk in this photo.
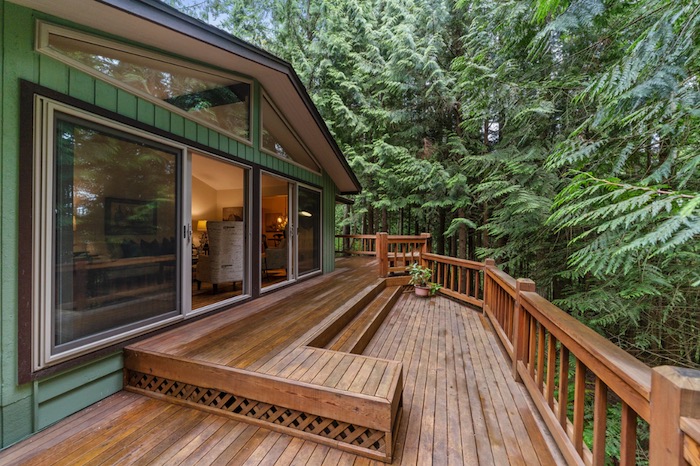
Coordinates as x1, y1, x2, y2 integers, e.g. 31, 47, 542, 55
468, 227, 476, 261
381, 207, 388, 232
457, 208, 467, 259
481, 205, 489, 250
406, 207, 411, 236
436, 208, 446, 255
368, 205, 375, 234
343, 204, 351, 253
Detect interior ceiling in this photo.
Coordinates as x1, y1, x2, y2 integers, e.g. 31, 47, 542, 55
12, 0, 361, 194
192, 153, 244, 191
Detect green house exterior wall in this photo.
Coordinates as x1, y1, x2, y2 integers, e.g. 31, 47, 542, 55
0, 1, 340, 448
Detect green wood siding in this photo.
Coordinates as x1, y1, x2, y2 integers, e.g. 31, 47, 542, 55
0, 1, 341, 448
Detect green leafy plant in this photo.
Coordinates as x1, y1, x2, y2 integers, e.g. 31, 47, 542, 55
406, 263, 432, 287
429, 282, 443, 296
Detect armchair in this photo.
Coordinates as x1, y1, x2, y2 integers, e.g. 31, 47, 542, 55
265, 236, 288, 271
196, 221, 244, 293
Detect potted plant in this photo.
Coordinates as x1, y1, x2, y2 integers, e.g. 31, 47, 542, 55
406, 263, 440, 297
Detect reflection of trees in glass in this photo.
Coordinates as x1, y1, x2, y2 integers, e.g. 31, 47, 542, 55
53, 113, 179, 346
54, 37, 250, 139
56, 114, 177, 260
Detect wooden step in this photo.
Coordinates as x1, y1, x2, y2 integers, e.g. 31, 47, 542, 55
325, 286, 403, 354
124, 347, 402, 462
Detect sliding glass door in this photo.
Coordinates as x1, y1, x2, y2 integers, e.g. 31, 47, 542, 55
297, 186, 321, 276
261, 173, 292, 289
189, 152, 249, 314
260, 174, 321, 290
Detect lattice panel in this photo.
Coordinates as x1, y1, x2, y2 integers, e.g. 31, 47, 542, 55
127, 371, 386, 452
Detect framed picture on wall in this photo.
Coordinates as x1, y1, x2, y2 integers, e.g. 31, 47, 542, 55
105, 197, 157, 235
222, 206, 244, 221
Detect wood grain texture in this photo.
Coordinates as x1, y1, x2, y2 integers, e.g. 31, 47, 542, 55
1, 258, 561, 465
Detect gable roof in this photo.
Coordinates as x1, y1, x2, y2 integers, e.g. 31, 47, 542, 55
13, 0, 361, 194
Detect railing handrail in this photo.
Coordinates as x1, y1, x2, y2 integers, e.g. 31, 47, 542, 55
422, 252, 483, 270
520, 289, 652, 420
484, 263, 517, 298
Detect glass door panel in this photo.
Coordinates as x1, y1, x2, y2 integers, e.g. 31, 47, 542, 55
53, 113, 178, 351
190, 153, 247, 312
297, 187, 321, 276
261, 173, 291, 288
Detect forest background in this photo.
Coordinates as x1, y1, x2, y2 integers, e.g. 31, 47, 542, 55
168, 0, 699, 369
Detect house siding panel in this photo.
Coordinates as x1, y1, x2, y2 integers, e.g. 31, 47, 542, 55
0, 1, 340, 448
2, 2, 38, 449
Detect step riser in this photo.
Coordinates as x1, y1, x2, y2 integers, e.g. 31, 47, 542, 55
305, 280, 386, 348
124, 348, 398, 462
346, 286, 403, 355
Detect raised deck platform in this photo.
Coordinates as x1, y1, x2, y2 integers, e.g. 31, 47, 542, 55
0, 257, 561, 465
125, 257, 404, 462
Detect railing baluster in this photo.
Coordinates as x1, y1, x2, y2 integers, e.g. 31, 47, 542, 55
558, 346, 570, 430
528, 319, 537, 379
593, 377, 608, 466
546, 333, 556, 409
537, 325, 546, 392
573, 359, 586, 455
620, 401, 637, 466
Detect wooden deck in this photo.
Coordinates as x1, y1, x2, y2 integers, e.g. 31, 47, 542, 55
0, 257, 561, 465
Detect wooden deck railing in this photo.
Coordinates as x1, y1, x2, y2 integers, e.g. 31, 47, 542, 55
377, 233, 431, 277
346, 232, 700, 466
335, 234, 377, 256
422, 252, 483, 309
480, 259, 700, 466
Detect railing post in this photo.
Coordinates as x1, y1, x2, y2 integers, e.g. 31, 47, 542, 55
649, 366, 700, 465
377, 232, 388, 277
512, 278, 536, 383
420, 232, 431, 266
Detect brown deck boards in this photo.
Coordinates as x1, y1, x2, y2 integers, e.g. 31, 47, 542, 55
1, 258, 562, 465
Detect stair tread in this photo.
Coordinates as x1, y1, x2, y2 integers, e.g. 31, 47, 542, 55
327, 286, 401, 353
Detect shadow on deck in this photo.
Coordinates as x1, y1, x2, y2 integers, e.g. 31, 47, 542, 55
0, 257, 561, 465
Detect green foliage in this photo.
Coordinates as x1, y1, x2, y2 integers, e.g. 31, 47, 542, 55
406, 263, 432, 287
170, 0, 700, 372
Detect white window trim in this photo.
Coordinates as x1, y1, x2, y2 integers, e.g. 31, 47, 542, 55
35, 21, 255, 147
32, 95, 188, 371
259, 92, 323, 175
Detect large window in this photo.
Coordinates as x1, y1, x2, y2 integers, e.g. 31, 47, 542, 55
34, 96, 181, 369
261, 94, 321, 173
37, 22, 252, 142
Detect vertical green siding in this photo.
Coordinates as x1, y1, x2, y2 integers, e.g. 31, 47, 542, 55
2, 2, 37, 447
36, 354, 123, 429
0, 1, 343, 448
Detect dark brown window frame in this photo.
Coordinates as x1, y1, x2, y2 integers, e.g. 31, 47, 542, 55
18, 80, 323, 384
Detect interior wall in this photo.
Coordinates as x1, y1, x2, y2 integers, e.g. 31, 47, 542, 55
216, 188, 244, 217
192, 176, 218, 221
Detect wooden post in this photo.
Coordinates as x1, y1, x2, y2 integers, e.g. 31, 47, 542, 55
420, 232, 431, 266
377, 232, 388, 277
512, 278, 536, 382
649, 366, 700, 465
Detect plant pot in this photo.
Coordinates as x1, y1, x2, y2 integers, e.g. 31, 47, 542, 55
414, 285, 430, 297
